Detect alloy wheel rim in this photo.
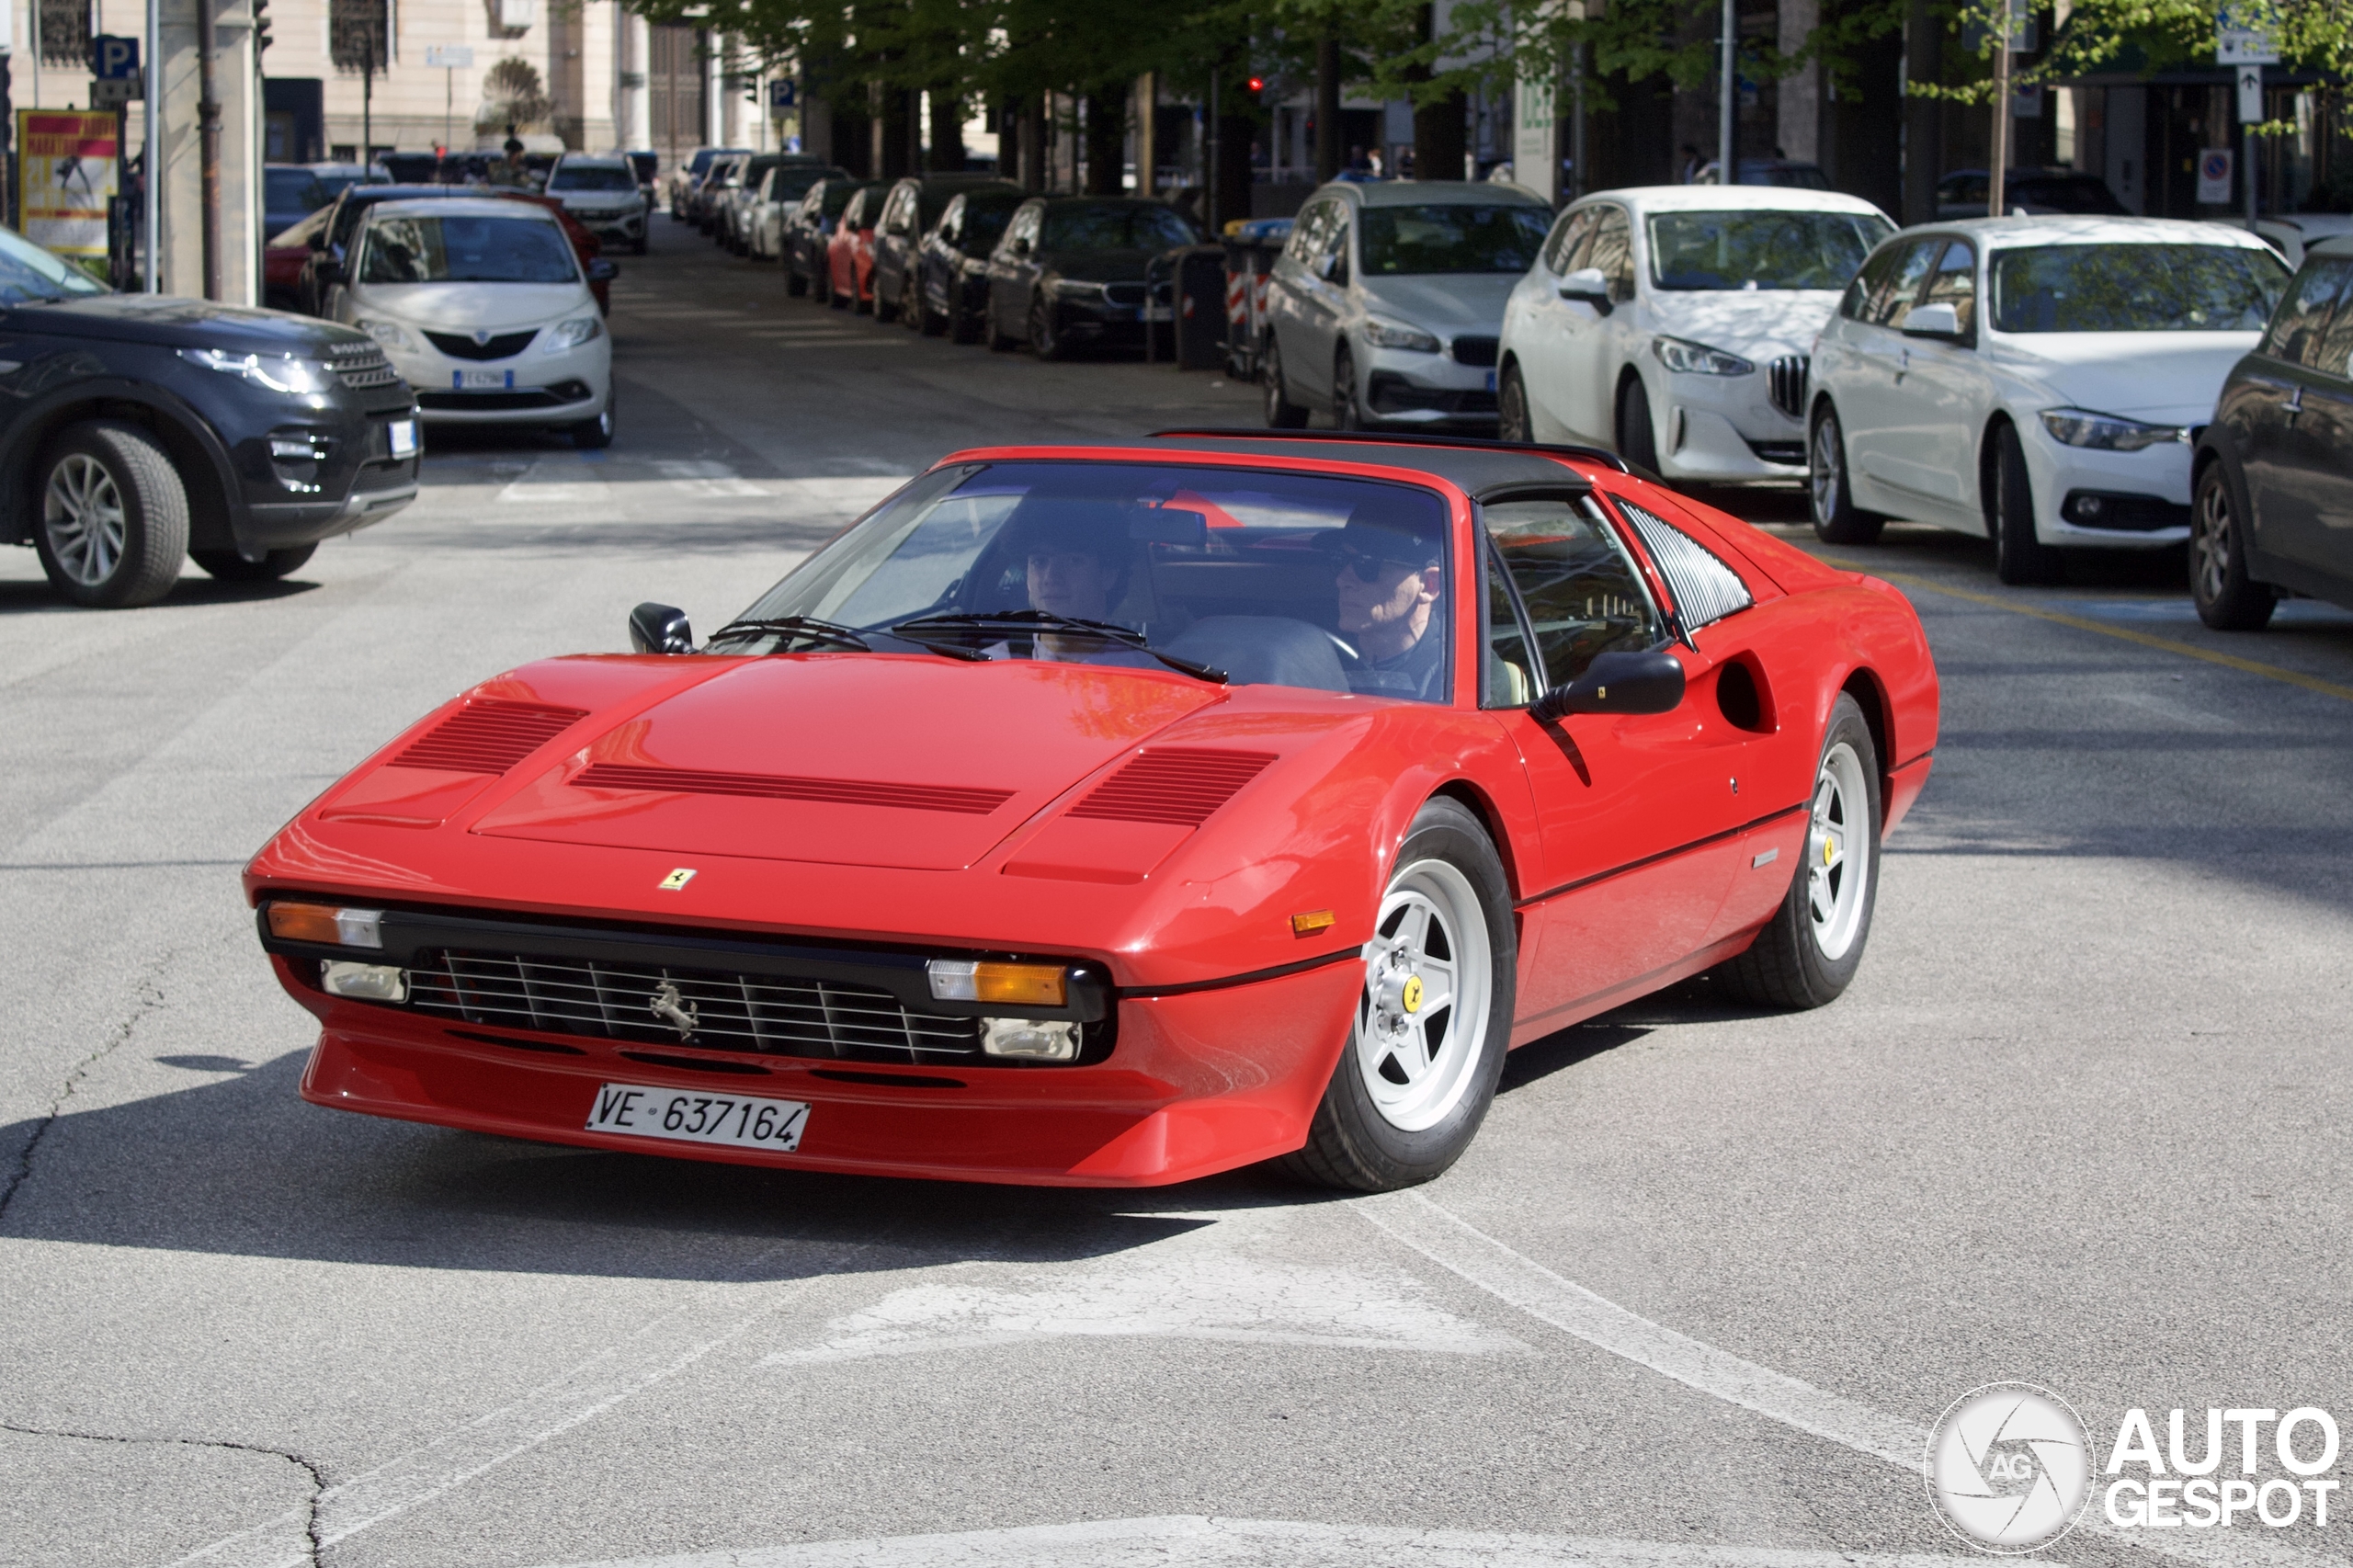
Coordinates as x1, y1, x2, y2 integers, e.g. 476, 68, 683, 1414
1806, 740, 1871, 961
1354, 858, 1492, 1132
43, 452, 127, 587
1811, 419, 1840, 525
2193, 483, 2231, 604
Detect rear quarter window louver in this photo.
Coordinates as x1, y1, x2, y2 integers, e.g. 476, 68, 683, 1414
1613, 499, 1755, 633
1067, 748, 1277, 826
390, 699, 590, 774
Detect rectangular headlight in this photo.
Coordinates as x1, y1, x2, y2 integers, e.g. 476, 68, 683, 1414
981, 1017, 1080, 1061
926, 959, 1068, 1007
321, 960, 406, 1001
266, 901, 384, 949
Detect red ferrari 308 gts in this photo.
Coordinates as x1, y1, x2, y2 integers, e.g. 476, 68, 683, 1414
247, 432, 1938, 1192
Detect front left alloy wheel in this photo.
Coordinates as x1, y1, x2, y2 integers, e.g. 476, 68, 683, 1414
35, 420, 189, 608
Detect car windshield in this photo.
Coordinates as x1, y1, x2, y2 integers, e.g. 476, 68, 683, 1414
0, 223, 108, 300
769, 168, 835, 202
1990, 244, 2288, 332
313, 168, 371, 200
729, 461, 1454, 704
1358, 204, 1548, 275
1040, 203, 1199, 251
1648, 210, 1893, 290
961, 201, 1018, 252
549, 165, 637, 191
357, 214, 578, 284
268, 169, 328, 212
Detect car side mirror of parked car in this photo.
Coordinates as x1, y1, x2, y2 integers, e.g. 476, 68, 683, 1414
313, 256, 345, 284
587, 258, 620, 282
1901, 301, 1964, 340
629, 602, 694, 655
1558, 266, 1613, 315
1529, 649, 1686, 722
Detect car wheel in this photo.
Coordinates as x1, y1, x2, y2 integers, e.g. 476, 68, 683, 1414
1615, 375, 1661, 472
1497, 363, 1533, 443
2189, 460, 2277, 631
569, 397, 616, 450
1990, 420, 2063, 585
1334, 347, 1367, 430
191, 543, 316, 582
1029, 296, 1066, 360
875, 277, 899, 324
1712, 693, 1882, 1009
1263, 337, 1309, 428
1281, 796, 1517, 1193
950, 290, 980, 345
1808, 404, 1885, 545
786, 258, 808, 298
34, 420, 188, 608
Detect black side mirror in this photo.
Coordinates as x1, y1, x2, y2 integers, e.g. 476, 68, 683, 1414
1529, 649, 1686, 722
629, 602, 693, 654
587, 257, 620, 282
313, 256, 345, 284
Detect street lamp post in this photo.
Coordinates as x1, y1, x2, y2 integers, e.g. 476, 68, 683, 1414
1988, 0, 2011, 217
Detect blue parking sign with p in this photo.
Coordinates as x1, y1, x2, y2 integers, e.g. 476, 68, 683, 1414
95, 35, 140, 78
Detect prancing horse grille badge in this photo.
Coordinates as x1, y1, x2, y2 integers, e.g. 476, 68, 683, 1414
648, 981, 699, 1040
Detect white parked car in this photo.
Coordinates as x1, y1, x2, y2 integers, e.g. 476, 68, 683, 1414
544, 153, 647, 256
337, 198, 616, 449
1496, 185, 1893, 481
2253, 212, 2353, 267
1806, 215, 2289, 583
1262, 180, 1552, 431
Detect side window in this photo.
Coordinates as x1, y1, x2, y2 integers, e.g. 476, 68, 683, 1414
1323, 214, 1351, 284
1612, 498, 1754, 633
2264, 258, 2351, 367
1587, 207, 1634, 302
1482, 498, 1665, 695
1868, 239, 1940, 329
1841, 243, 1899, 321
1542, 208, 1593, 274
1483, 540, 1540, 709
1288, 201, 1335, 267
2315, 266, 2353, 377
937, 202, 961, 244
1917, 239, 1977, 336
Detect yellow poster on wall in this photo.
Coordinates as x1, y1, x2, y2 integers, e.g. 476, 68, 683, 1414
17, 110, 119, 280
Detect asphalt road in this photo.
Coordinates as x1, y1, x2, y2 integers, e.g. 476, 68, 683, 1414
4, 217, 2351, 1568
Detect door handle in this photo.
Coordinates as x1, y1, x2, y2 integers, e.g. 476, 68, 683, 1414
2285, 383, 2304, 426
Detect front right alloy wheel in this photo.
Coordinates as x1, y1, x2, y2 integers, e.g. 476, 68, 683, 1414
1283, 796, 1517, 1192
35, 420, 189, 608
2189, 460, 2277, 631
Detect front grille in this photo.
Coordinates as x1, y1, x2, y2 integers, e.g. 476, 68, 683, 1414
1102, 282, 1146, 307
406, 949, 983, 1063
1767, 354, 1809, 419
1449, 335, 1499, 368
1367, 373, 1498, 417
425, 329, 540, 361
330, 347, 402, 389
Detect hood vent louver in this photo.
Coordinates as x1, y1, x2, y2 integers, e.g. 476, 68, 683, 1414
574, 764, 1014, 816
390, 699, 590, 775
1067, 748, 1277, 827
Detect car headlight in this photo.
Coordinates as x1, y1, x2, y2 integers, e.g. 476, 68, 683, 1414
2039, 408, 2187, 450
178, 347, 330, 393
357, 319, 418, 352
1652, 336, 1756, 376
1361, 318, 1441, 352
542, 315, 604, 352
1051, 278, 1108, 300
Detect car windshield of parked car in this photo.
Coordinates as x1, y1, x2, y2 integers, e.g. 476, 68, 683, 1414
770, 168, 836, 203
357, 215, 579, 284
268, 168, 329, 214
1648, 210, 1893, 290
1990, 244, 2287, 332
1358, 204, 1548, 275
727, 461, 1453, 703
0, 224, 108, 301
959, 199, 1020, 253
1040, 203, 1199, 252
549, 165, 638, 192
2010, 178, 2127, 214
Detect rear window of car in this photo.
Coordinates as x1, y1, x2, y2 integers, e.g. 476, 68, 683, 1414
1989, 244, 2288, 332
357, 214, 579, 284
1358, 203, 1548, 275
549, 164, 638, 192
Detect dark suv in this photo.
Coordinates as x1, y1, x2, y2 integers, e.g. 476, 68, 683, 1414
0, 227, 419, 608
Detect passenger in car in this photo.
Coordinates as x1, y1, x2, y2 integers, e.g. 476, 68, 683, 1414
1328, 502, 1447, 700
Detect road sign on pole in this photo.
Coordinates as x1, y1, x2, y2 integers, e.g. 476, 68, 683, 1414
2237, 64, 2265, 122
92, 35, 140, 78
424, 44, 472, 67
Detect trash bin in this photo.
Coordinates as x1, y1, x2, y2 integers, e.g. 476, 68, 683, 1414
1173, 245, 1229, 370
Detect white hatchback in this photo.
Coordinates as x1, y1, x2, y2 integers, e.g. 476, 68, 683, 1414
336, 198, 615, 449
1497, 185, 1893, 481
1806, 216, 2289, 583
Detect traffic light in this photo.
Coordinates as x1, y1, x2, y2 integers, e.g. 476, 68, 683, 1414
1247, 75, 1264, 93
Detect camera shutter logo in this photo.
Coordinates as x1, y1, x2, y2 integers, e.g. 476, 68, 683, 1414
1926, 1382, 2094, 1552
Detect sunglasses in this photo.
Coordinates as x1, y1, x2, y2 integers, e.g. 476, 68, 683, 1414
1336, 549, 1422, 582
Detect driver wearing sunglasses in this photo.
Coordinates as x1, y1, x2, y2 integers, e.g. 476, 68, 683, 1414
1329, 501, 1447, 701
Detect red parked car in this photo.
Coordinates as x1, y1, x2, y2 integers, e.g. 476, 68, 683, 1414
247, 431, 1938, 1192
823, 182, 887, 311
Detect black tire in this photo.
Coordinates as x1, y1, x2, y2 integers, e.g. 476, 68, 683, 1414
986, 292, 1020, 352
1029, 295, 1066, 360
2190, 460, 2277, 631
1712, 693, 1882, 1010
569, 397, 616, 450
875, 275, 899, 324
1616, 375, 1661, 472
786, 257, 809, 298
1333, 347, 1367, 430
1808, 403, 1886, 545
1989, 421, 2063, 585
1263, 336, 1309, 428
949, 289, 980, 345
1497, 362, 1533, 443
824, 267, 845, 310
903, 278, 929, 333
192, 543, 315, 582
1281, 796, 1518, 1193
33, 420, 189, 608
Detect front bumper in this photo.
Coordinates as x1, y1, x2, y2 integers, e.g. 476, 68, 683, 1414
385, 335, 612, 426
1653, 366, 1809, 483
1356, 340, 1497, 427
571, 207, 646, 242
2020, 416, 2195, 549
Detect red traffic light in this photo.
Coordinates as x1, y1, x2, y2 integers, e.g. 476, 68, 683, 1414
1247, 75, 1265, 93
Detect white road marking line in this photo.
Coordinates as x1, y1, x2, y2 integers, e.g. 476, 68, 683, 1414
495, 461, 615, 505
1360, 1192, 2323, 1568
534, 1515, 2011, 1568
653, 460, 767, 497
168, 1239, 888, 1568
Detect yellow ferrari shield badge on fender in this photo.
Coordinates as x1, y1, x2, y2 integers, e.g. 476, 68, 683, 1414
657, 868, 698, 892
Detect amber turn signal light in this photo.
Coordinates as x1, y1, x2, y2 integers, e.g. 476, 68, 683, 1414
1290, 909, 1336, 937
926, 958, 1068, 1007
266, 902, 384, 949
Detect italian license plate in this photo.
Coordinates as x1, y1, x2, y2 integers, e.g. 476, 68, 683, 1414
585, 1083, 811, 1152
1142, 304, 1173, 323
387, 418, 417, 458
1484, 369, 1498, 392
456, 369, 515, 390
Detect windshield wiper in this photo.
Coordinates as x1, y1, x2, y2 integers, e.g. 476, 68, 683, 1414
704, 614, 873, 653
890, 610, 1227, 684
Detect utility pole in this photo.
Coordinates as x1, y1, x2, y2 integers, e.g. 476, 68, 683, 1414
361, 28, 374, 165
199, 0, 222, 299
1718, 0, 1735, 183
1206, 65, 1219, 234
1987, 0, 2010, 217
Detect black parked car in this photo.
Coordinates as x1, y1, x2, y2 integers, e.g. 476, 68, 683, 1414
869, 174, 1020, 326
784, 178, 866, 299
914, 187, 1027, 342
2190, 237, 2353, 628
1936, 168, 2129, 220
983, 197, 1201, 359
0, 225, 418, 608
